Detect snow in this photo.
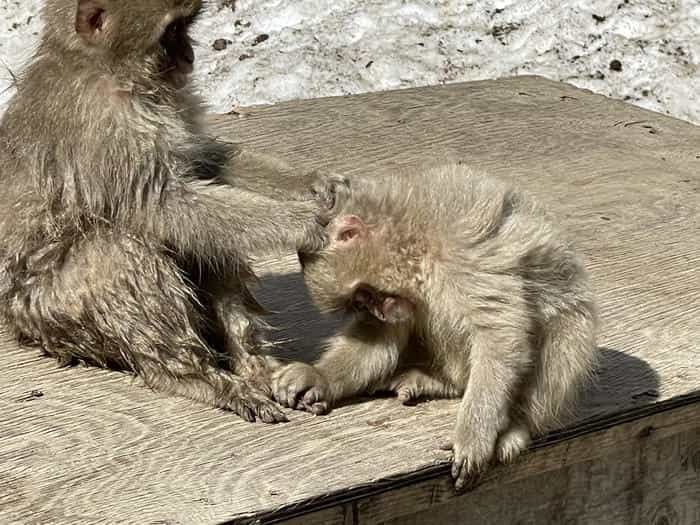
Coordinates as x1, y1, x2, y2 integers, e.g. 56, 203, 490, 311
0, 0, 698, 124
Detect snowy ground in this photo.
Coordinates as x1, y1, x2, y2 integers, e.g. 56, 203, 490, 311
0, 0, 698, 124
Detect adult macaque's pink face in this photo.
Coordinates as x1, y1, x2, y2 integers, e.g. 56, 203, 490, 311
72, 0, 202, 88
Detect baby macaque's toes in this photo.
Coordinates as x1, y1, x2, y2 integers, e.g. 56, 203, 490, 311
395, 386, 421, 406
496, 425, 531, 464
396, 387, 418, 405
388, 369, 431, 405
271, 362, 331, 413
228, 389, 288, 424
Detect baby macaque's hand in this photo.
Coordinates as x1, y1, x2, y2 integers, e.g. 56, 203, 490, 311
310, 172, 351, 225
272, 362, 331, 415
440, 422, 498, 491
296, 172, 350, 257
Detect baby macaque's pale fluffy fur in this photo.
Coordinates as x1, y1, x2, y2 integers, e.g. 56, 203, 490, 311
274, 164, 598, 488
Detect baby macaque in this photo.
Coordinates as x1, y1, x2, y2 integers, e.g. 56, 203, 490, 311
273, 164, 598, 488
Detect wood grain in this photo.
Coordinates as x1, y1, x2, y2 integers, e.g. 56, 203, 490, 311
1, 76, 699, 524
376, 403, 700, 525
251, 399, 700, 525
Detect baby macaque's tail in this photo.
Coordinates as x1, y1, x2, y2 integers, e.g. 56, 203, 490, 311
518, 301, 599, 433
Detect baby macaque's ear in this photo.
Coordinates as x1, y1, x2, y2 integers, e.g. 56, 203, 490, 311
335, 215, 366, 244
76, 0, 108, 43
353, 287, 414, 324
378, 296, 414, 324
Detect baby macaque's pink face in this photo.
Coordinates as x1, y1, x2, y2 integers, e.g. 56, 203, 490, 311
301, 214, 414, 324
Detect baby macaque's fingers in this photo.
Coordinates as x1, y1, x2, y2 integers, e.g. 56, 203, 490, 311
297, 399, 329, 415
309, 401, 329, 415
452, 459, 466, 489
300, 387, 330, 414
451, 453, 480, 492
271, 363, 327, 412
396, 387, 419, 405
310, 172, 351, 223
449, 430, 495, 490
271, 368, 296, 408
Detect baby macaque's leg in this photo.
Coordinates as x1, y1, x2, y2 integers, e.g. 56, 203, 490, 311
386, 368, 462, 405
272, 319, 410, 414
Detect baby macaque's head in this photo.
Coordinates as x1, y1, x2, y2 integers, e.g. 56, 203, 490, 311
300, 213, 416, 324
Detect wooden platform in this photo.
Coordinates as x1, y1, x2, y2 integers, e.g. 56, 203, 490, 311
1, 76, 699, 524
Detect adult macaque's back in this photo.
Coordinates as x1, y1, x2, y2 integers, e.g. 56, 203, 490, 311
0, 0, 341, 423
274, 164, 598, 487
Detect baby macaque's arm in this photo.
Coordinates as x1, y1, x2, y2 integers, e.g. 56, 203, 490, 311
272, 319, 410, 413
447, 296, 533, 490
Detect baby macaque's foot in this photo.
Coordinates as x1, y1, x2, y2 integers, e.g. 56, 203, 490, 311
496, 424, 531, 464
272, 362, 331, 415
389, 369, 460, 405
389, 371, 423, 405
227, 385, 289, 424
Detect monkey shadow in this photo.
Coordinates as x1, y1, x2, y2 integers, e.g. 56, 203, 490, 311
575, 346, 660, 421
253, 270, 342, 363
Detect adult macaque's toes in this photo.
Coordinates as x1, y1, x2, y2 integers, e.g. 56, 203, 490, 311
257, 402, 289, 424
229, 390, 288, 424
230, 401, 257, 423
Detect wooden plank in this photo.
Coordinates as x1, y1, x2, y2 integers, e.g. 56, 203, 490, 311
230, 396, 700, 524
375, 402, 700, 525
1, 76, 699, 524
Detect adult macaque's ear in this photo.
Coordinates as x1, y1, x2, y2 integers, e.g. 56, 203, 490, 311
76, 0, 107, 43
335, 215, 366, 244
378, 296, 414, 324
